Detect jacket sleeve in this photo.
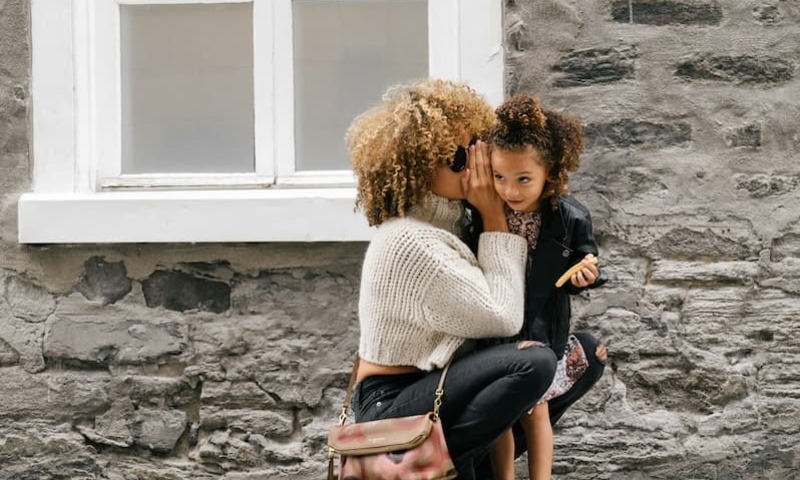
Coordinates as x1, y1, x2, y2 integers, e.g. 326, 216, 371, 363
564, 207, 608, 295
419, 232, 528, 338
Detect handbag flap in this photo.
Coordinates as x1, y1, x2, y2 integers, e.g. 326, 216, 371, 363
328, 413, 435, 455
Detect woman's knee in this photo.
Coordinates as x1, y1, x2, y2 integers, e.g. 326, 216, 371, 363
469, 344, 557, 392
514, 344, 557, 383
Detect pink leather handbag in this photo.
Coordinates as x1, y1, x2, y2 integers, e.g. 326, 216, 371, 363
327, 357, 457, 480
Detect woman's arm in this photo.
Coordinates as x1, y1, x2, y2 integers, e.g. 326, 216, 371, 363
419, 231, 528, 338
463, 141, 508, 233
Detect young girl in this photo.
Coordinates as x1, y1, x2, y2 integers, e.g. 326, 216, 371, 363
478, 95, 609, 480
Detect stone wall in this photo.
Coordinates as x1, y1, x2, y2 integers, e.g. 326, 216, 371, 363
0, 0, 798, 478
2, 1, 364, 477
505, 0, 800, 477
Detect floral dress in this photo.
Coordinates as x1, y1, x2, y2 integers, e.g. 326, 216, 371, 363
506, 207, 589, 404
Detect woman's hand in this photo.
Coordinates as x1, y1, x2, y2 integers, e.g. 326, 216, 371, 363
570, 253, 599, 288
462, 141, 507, 232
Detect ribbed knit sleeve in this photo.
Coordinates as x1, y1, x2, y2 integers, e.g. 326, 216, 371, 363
358, 216, 529, 370
419, 231, 528, 338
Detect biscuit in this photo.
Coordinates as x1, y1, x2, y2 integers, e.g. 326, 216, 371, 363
555, 256, 599, 288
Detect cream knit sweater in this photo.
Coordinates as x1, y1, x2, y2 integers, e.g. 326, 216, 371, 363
358, 194, 528, 371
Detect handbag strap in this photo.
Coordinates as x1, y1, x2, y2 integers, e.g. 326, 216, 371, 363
337, 355, 361, 425
337, 354, 452, 425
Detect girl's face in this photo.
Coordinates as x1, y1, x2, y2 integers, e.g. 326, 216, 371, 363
491, 147, 548, 213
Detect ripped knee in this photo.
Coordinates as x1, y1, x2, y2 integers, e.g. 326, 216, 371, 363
595, 344, 607, 364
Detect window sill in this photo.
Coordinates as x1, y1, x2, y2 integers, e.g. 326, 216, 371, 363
18, 189, 373, 244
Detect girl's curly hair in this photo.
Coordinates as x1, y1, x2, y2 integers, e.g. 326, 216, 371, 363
490, 95, 584, 210
347, 79, 496, 226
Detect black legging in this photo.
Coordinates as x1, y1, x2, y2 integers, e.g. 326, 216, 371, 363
352, 343, 558, 479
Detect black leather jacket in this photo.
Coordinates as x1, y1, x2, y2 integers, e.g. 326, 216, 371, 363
464, 196, 607, 359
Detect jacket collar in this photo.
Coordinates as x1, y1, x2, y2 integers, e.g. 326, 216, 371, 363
538, 200, 566, 241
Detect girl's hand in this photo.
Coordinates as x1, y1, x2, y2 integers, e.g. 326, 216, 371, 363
462, 141, 507, 231
570, 253, 599, 288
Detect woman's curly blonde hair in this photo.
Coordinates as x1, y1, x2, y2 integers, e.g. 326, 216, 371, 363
347, 79, 496, 226
490, 95, 585, 210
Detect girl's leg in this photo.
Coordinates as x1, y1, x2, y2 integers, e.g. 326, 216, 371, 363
504, 333, 606, 461
489, 429, 515, 480
353, 343, 557, 479
522, 402, 553, 480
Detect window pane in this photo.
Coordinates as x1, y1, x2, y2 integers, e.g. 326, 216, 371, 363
121, 4, 254, 174
293, 0, 428, 171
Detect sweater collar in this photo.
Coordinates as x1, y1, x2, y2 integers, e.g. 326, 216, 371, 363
408, 194, 464, 235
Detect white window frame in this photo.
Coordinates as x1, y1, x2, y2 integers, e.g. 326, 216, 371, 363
20, 0, 504, 243
101, 0, 277, 189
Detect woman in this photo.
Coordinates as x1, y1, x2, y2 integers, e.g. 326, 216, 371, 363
346, 79, 557, 479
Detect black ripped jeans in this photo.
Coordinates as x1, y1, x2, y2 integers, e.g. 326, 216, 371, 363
474, 331, 607, 478
351, 343, 558, 480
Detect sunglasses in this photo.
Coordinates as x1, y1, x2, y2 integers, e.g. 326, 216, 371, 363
448, 138, 478, 173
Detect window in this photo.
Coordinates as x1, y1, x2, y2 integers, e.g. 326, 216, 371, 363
292, 1, 428, 173
120, 4, 256, 175
21, 0, 504, 243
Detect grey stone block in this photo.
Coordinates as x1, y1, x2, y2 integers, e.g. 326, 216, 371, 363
0, 368, 111, 422
44, 294, 186, 365
0, 425, 99, 479
611, 0, 723, 26
194, 430, 262, 471
648, 227, 755, 260
681, 287, 800, 358
0, 306, 45, 373
734, 173, 799, 198
676, 54, 795, 84
617, 359, 750, 414
77, 256, 132, 305
0, 457, 105, 480
589, 166, 668, 200
553, 45, 637, 87
584, 119, 692, 150
120, 375, 199, 408
727, 124, 762, 148
77, 400, 135, 448
753, 4, 783, 25
589, 307, 677, 358
200, 381, 277, 409
771, 232, 800, 262
142, 270, 231, 313
200, 408, 294, 438
2, 275, 55, 323
230, 268, 358, 325
0, 337, 19, 366
130, 407, 188, 453
650, 260, 760, 285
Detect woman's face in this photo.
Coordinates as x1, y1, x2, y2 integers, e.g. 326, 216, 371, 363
490, 147, 548, 213
431, 131, 472, 200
